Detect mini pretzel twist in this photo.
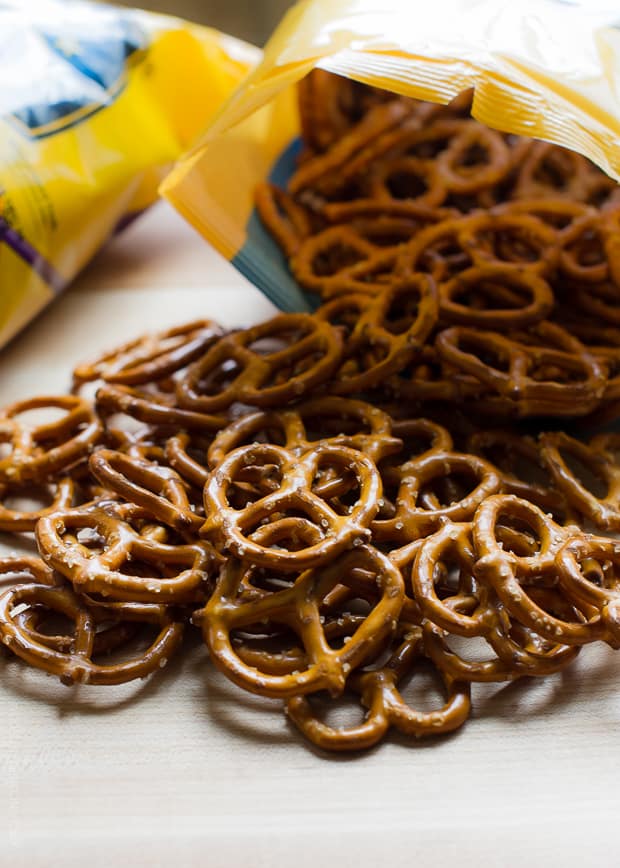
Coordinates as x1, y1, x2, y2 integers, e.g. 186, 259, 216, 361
556, 536, 620, 646
0, 396, 102, 483
0, 584, 184, 684
200, 542, 404, 698
36, 508, 216, 604
435, 322, 606, 416
176, 314, 343, 412
72, 320, 223, 387
539, 431, 620, 531
203, 442, 381, 570
316, 275, 439, 393
88, 449, 203, 533
372, 450, 501, 544
286, 623, 471, 751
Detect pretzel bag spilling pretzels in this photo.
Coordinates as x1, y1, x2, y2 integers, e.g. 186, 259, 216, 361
163, 0, 620, 313
0, 0, 258, 350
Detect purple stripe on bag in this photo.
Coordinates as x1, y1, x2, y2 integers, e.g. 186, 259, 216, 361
0, 217, 65, 294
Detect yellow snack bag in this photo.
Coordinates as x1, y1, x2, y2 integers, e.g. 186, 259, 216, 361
163, 0, 620, 313
0, 0, 259, 349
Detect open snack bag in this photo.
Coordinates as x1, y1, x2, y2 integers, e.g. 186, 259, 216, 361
0, 0, 259, 349
163, 0, 620, 313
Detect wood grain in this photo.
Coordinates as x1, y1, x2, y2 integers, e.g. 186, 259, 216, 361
2, 203, 619, 868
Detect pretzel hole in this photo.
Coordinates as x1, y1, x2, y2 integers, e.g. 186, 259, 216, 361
193, 358, 243, 397
493, 516, 543, 557
453, 142, 490, 171
89, 621, 161, 665
353, 220, 417, 247
248, 325, 312, 356
418, 466, 482, 508
75, 527, 108, 554
231, 624, 306, 671
12, 406, 69, 430
558, 447, 608, 499
431, 558, 473, 597
442, 633, 493, 664
19, 607, 77, 644
384, 288, 426, 334
300, 689, 368, 729
321, 608, 370, 653
398, 662, 450, 712
524, 587, 587, 626
312, 243, 367, 276
406, 133, 452, 159
532, 152, 573, 191
260, 350, 326, 389
564, 232, 605, 269
586, 180, 616, 208
245, 510, 327, 550
574, 555, 620, 592
244, 565, 299, 593
476, 442, 550, 489
3, 483, 65, 514
384, 168, 429, 201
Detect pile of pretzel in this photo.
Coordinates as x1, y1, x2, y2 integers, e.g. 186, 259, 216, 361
257, 72, 620, 421
2, 73, 620, 753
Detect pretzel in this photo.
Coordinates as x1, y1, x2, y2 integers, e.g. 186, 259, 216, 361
435, 122, 511, 194
88, 449, 202, 533
456, 212, 560, 275
176, 314, 343, 412
95, 383, 227, 432
422, 593, 581, 682
492, 199, 595, 234
0, 396, 102, 483
372, 450, 501, 544
435, 323, 606, 416
207, 397, 400, 469
316, 275, 438, 393
200, 542, 404, 698
0, 476, 76, 533
556, 536, 620, 645
368, 155, 447, 207
255, 182, 314, 258
538, 432, 620, 531
203, 442, 381, 570
467, 429, 570, 519
288, 99, 416, 196
322, 199, 453, 226
0, 554, 57, 587
396, 217, 473, 282
290, 226, 399, 297
439, 264, 554, 329
559, 215, 608, 283
388, 344, 485, 404
286, 623, 471, 751
511, 141, 610, 203
296, 70, 399, 155
36, 508, 216, 604
72, 320, 223, 387
0, 584, 184, 684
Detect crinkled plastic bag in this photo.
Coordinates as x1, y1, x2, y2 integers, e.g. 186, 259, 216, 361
0, 0, 259, 349
163, 0, 620, 313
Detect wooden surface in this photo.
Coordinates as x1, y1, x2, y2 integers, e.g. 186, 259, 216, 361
2, 203, 620, 868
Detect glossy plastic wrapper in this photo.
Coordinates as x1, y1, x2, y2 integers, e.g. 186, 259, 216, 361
163, 0, 620, 313
0, 0, 259, 349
